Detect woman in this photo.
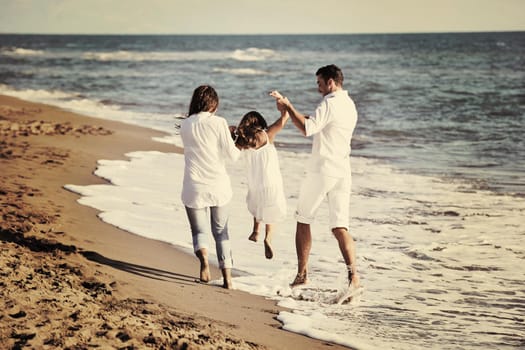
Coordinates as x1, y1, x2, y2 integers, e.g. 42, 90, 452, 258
180, 85, 240, 289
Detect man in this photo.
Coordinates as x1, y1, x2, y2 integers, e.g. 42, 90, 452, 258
275, 64, 359, 291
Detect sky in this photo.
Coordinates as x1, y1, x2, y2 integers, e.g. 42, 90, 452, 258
0, 0, 524, 35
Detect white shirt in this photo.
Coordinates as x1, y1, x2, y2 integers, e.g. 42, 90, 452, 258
180, 111, 240, 208
305, 90, 358, 177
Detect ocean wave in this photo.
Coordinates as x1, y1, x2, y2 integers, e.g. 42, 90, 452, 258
82, 50, 227, 62
230, 47, 279, 61
0, 84, 81, 101
0, 47, 45, 57
82, 48, 281, 62
0, 46, 281, 63
0, 84, 174, 132
213, 67, 268, 76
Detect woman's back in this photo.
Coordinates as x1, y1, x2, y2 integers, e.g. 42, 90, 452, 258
180, 111, 240, 208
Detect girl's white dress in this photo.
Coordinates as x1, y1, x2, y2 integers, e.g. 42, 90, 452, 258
244, 131, 286, 223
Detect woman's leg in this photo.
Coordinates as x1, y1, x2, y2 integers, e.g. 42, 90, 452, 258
210, 205, 233, 288
185, 206, 211, 282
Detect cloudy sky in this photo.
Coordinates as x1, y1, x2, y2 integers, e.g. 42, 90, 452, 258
0, 0, 524, 35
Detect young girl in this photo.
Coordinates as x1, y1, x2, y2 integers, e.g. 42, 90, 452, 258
234, 91, 289, 259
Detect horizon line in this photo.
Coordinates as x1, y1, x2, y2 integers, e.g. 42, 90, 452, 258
1, 29, 524, 36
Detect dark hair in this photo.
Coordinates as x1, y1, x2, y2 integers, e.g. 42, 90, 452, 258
188, 85, 219, 116
235, 111, 268, 149
316, 64, 344, 87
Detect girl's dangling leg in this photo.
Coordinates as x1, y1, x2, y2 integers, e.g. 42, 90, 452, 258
249, 217, 260, 242
264, 223, 274, 259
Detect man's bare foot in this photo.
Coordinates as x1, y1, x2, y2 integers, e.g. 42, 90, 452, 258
290, 272, 307, 287
350, 274, 360, 289
264, 239, 274, 259
248, 231, 259, 242
347, 265, 359, 288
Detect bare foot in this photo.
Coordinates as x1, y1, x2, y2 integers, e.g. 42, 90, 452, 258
221, 268, 233, 289
347, 265, 359, 288
350, 274, 360, 289
200, 262, 210, 283
290, 272, 307, 287
196, 249, 210, 283
264, 239, 273, 259
248, 231, 259, 242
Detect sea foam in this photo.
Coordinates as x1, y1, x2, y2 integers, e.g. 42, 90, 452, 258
63, 140, 525, 349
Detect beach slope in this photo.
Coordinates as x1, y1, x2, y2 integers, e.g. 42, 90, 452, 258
0, 95, 348, 349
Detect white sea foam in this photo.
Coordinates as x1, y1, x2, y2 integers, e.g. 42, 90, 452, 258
0, 84, 79, 101
0, 47, 45, 56
213, 67, 269, 76
0, 85, 178, 132
83, 50, 224, 62
81, 48, 281, 62
1, 47, 276, 62
230, 48, 280, 61
64, 141, 525, 349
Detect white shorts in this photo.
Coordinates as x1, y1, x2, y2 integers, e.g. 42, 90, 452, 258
295, 173, 351, 230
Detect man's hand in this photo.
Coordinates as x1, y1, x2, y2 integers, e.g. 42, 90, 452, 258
269, 90, 290, 112
269, 90, 284, 100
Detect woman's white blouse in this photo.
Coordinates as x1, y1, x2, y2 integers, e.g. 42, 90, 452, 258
180, 112, 240, 208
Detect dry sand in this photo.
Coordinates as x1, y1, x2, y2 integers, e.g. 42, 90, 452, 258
0, 95, 349, 349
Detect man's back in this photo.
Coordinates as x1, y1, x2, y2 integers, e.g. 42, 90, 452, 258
306, 90, 358, 177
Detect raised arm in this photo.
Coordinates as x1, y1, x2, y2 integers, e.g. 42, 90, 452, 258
266, 109, 289, 143
270, 90, 308, 136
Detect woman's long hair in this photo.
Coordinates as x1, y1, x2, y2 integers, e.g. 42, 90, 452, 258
188, 85, 219, 116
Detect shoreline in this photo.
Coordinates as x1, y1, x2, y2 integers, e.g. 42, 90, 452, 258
0, 94, 349, 349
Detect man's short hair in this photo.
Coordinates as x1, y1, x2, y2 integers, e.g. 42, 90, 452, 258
316, 64, 344, 87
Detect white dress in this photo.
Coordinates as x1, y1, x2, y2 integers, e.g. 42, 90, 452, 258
244, 131, 286, 223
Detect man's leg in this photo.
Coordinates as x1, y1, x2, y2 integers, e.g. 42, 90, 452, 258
291, 221, 311, 286
328, 175, 359, 287
293, 173, 329, 287
332, 227, 359, 287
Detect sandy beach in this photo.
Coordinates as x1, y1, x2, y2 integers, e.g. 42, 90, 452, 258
0, 94, 349, 349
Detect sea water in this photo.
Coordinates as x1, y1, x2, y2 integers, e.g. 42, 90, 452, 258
1, 33, 524, 349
